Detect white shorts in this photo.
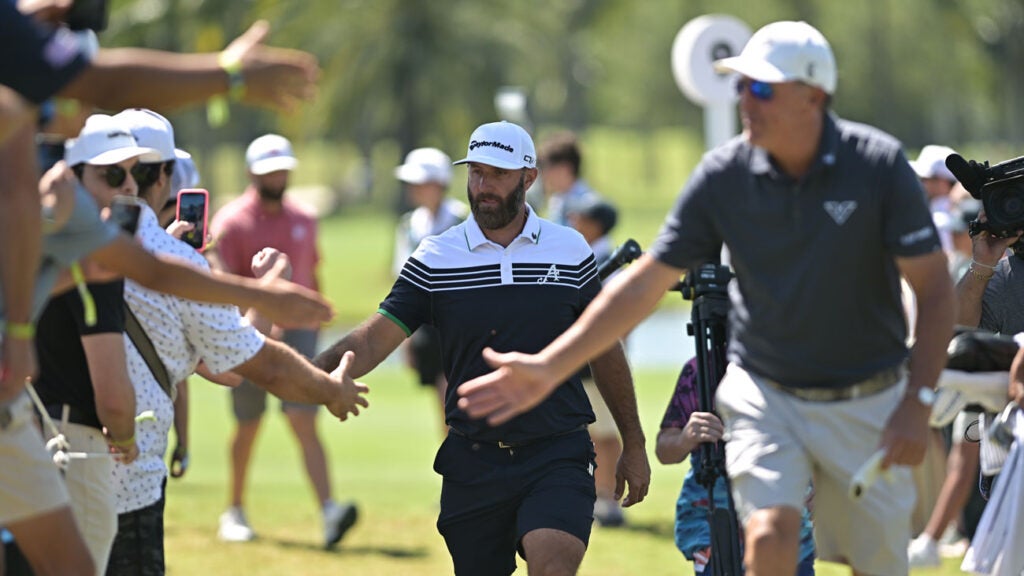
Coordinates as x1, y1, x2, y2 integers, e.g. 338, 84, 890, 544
60, 422, 118, 574
0, 391, 70, 526
716, 364, 915, 575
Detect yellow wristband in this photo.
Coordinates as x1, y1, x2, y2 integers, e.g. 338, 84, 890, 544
218, 52, 246, 102
109, 433, 135, 448
5, 322, 35, 340
207, 52, 245, 128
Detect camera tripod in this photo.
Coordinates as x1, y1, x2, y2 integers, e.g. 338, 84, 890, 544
678, 263, 744, 576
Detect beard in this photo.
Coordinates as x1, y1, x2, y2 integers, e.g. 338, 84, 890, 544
467, 172, 526, 230
257, 185, 286, 201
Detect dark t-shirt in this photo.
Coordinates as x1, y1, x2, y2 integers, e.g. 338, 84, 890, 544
380, 208, 599, 443
34, 280, 125, 429
0, 4, 90, 104
649, 113, 940, 388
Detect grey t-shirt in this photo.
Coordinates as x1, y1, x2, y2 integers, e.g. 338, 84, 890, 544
649, 113, 940, 388
0, 184, 119, 324
980, 255, 1024, 334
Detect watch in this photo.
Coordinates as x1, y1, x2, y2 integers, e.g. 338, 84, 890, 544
910, 386, 937, 407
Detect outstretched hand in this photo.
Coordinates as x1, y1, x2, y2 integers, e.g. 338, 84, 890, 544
456, 347, 559, 426
224, 20, 320, 112
326, 351, 370, 421
251, 247, 292, 281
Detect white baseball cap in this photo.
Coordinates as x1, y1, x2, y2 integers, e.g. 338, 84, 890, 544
395, 147, 452, 185
714, 21, 837, 95
171, 149, 201, 196
453, 121, 536, 170
64, 114, 161, 166
246, 134, 298, 175
112, 108, 180, 162
910, 145, 958, 181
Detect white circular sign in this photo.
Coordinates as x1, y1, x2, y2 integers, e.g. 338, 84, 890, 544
671, 15, 752, 106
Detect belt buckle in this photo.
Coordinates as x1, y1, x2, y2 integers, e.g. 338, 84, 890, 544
497, 441, 514, 449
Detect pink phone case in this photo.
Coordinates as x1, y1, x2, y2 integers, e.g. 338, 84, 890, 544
176, 188, 209, 252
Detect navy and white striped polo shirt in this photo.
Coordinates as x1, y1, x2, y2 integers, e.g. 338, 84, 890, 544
379, 206, 599, 443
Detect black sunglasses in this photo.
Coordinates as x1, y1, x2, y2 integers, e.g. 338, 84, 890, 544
735, 78, 774, 101
97, 165, 130, 188
131, 163, 162, 188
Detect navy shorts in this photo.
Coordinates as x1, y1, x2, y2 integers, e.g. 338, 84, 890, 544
433, 429, 596, 576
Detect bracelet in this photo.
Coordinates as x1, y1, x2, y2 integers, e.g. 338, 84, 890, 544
109, 433, 135, 448
971, 259, 998, 271
5, 322, 35, 340
968, 264, 996, 281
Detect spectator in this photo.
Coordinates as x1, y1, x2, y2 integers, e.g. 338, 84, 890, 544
537, 131, 597, 226
392, 147, 467, 432
210, 134, 357, 547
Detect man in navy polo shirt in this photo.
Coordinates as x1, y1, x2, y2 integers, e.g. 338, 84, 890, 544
458, 22, 956, 576
314, 121, 650, 575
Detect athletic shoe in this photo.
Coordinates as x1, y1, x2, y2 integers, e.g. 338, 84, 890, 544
907, 534, 941, 568
593, 497, 626, 527
218, 507, 256, 542
324, 501, 358, 548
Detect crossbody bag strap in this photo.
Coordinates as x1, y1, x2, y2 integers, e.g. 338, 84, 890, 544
123, 302, 174, 400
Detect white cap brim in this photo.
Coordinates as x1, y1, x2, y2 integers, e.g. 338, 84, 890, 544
74, 146, 162, 166
249, 156, 298, 176
174, 148, 192, 160
394, 164, 431, 184
453, 154, 524, 170
713, 56, 790, 84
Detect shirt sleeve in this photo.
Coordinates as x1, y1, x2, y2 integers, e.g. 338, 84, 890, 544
44, 185, 119, 267
660, 359, 699, 429
75, 280, 125, 335
882, 150, 943, 257
0, 7, 90, 104
648, 162, 723, 271
377, 257, 432, 337
179, 299, 266, 374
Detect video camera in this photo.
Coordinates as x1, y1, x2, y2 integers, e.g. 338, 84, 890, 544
946, 153, 1024, 238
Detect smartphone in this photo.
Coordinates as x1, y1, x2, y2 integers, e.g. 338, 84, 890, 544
176, 189, 209, 252
110, 195, 143, 235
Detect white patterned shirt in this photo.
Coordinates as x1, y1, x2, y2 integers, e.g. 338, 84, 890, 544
112, 205, 265, 514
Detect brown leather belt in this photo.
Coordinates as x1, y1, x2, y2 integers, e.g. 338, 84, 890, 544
764, 365, 905, 402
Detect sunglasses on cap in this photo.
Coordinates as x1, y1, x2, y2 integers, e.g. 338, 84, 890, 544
735, 78, 774, 101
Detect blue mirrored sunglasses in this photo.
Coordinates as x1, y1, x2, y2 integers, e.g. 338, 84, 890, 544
735, 78, 774, 101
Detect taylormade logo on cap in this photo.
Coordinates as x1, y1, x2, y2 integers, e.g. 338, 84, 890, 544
454, 121, 536, 170
713, 20, 837, 95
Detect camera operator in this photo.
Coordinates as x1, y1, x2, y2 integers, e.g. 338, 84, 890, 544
458, 21, 955, 576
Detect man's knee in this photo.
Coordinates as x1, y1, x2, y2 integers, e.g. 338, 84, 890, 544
744, 506, 801, 563
522, 528, 585, 576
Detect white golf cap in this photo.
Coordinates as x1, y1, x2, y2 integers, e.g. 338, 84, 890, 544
64, 114, 161, 166
395, 147, 453, 185
171, 149, 201, 196
246, 134, 298, 176
112, 108, 179, 162
714, 21, 837, 95
453, 121, 536, 170
910, 145, 958, 181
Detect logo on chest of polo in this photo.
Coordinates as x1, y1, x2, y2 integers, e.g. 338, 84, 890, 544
537, 265, 560, 284
823, 200, 857, 225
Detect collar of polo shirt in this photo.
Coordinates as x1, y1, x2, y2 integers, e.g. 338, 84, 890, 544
465, 204, 542, 250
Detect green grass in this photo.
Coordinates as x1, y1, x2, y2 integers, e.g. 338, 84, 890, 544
166, 367, 968, 575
